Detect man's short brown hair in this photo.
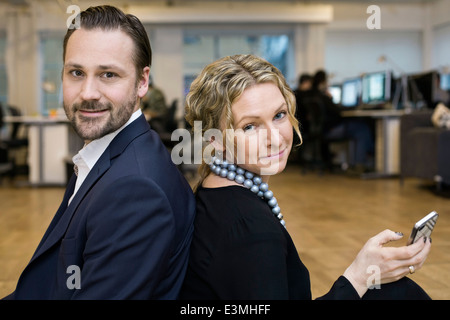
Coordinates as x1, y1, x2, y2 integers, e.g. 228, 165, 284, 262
63, 5, 152, 78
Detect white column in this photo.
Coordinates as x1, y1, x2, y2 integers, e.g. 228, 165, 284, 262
293, 24, 307, 81
422, 2, 433, 70
150, 26, 184, 123
293, 23, 327, 81
5, 5, 39, 116
305, 24, 327, 74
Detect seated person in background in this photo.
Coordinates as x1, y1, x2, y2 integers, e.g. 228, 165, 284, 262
310, 70, 374, 173
141, 77, 169, 134
180, 54, 432, 300
293, 73, 313, 142
141, 77, 167, 119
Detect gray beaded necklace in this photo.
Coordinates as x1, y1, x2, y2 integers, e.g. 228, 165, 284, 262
209, 156, 286, 227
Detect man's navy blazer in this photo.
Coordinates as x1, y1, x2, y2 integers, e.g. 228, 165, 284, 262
6, 115, 196, 299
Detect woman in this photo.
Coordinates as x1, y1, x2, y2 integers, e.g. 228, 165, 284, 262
180, 54, 431, 300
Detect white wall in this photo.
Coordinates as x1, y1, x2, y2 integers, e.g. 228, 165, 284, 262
433, 23, 450, 72
324, 2, 424, 83
324, 0, 450, 83
431, 0, 450, 72
325, 30, 423, 83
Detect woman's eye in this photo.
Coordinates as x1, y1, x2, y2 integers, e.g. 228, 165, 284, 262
243, 124, 256, 132
274, 111, 287, 120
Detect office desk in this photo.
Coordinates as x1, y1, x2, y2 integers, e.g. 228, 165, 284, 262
4, 116, 82, 186
341, 109, 405, 177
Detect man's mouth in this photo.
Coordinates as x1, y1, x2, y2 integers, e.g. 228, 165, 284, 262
78, 109, 109, 117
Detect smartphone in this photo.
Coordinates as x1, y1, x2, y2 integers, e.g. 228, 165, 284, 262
407, 211, 438, 245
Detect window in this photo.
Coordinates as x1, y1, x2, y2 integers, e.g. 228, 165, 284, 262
183, 32, 292, 96
40, 32, 64, 115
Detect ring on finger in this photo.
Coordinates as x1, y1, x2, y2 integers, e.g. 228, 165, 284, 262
409, 265, 415, 274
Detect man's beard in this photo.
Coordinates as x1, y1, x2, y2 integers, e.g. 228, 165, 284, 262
64, 93, 137, 141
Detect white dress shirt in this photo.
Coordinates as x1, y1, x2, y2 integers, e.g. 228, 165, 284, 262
68, 109, 142, 205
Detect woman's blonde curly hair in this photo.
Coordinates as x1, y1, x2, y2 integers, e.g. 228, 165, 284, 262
185, 54, 301, 189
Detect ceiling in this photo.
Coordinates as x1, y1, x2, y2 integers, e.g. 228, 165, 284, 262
129, 0, 437, 3
0, 0, 439, 4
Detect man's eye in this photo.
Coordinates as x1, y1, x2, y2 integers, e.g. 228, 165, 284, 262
102, 72, 117, 79
70, 70, 83, 77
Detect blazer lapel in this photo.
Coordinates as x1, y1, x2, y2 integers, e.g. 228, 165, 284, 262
29, 154, 111, 263
33, 174, 77, 255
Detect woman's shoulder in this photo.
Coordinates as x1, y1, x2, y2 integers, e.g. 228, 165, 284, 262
196, 185, 282, 234
196, 184, 266, 210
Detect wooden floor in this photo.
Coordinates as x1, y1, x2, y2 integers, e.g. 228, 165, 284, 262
1, 164, 450, 299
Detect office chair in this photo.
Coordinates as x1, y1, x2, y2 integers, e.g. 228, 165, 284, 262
0, 140, 13, 184
0, 104, 12, 182
0, 105, 29, 181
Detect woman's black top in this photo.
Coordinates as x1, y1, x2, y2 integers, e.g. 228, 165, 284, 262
180, 185, 360, 300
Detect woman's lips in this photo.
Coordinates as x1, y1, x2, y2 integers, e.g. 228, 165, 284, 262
259, 148, 286, 161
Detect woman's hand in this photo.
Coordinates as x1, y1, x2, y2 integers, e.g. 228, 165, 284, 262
343, 229, 432, 298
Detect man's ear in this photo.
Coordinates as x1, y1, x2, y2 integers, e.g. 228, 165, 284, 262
137, 66, 151, 99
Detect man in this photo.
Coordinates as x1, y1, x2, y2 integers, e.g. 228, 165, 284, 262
141, 77, 171, 136
293, 73, 313, 139
4, 5, 195, 299
310, 70, 374, 173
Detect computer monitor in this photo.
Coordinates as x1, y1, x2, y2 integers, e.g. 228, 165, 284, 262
407, 71, 438, 109
361, 70, 392, 105
341, 77, 361, 108
328, 84, 342, 105
440, 73, 450, 91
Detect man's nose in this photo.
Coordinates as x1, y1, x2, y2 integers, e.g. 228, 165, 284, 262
80, 77, 101, 101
